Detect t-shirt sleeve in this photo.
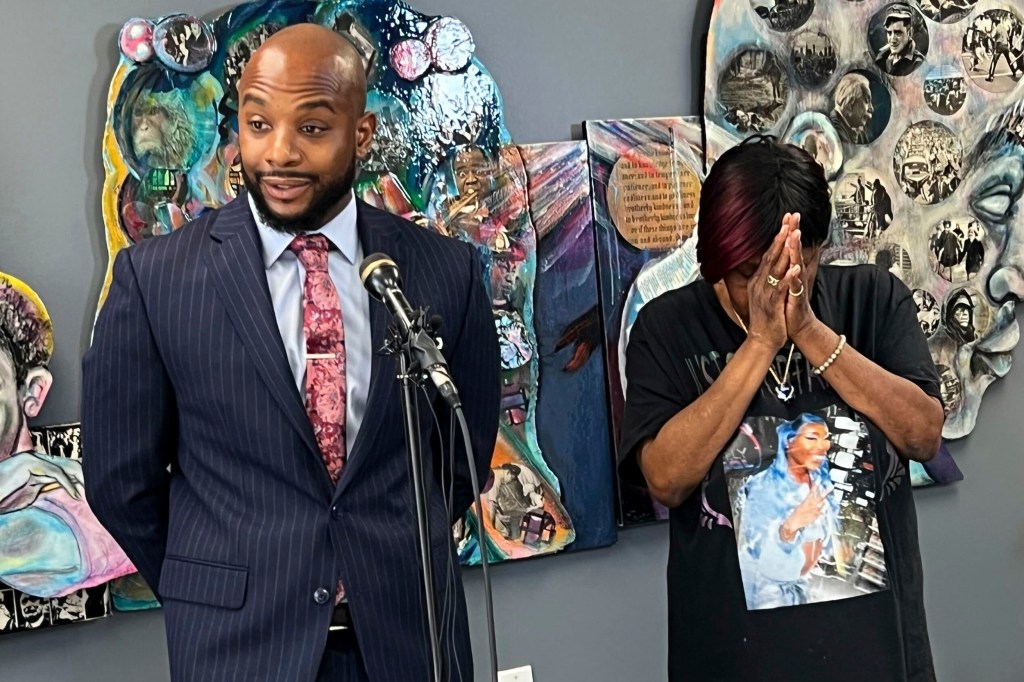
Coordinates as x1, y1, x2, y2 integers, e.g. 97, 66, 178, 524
874, 272, 941, 401
617, 301, 698, 486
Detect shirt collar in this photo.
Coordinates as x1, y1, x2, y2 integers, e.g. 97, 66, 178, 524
249, 192, 359, 269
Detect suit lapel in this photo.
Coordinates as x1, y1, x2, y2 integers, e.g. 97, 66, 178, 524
203, 194, 327, 492
335, 202, 409, 498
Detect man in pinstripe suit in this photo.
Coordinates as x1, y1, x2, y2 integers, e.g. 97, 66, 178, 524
82, 24, 499, 681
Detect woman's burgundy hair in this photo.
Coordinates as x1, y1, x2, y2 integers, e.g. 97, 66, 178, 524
696, 135, 832, 282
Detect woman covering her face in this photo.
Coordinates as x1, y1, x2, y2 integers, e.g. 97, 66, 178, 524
619, 136, 944, 681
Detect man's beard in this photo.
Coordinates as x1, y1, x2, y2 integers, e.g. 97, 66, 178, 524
243, 161, 356, 235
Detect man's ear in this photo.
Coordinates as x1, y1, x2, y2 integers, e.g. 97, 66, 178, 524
20, 367, 52, 419
355, 111, 377, 161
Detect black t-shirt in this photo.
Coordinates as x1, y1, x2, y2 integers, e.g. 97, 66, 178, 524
620, 265, 939, 682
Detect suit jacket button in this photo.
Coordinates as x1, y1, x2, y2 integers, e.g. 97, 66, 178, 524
331, 505, 341, 520
313, 588, 331, 605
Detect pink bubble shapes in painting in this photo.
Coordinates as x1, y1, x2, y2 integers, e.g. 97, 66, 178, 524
119, 18, 155, 63
425, 17, 475, 72
390, 39, 431, 81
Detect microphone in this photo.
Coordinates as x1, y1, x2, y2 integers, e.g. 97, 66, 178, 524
359, 253, 462, 409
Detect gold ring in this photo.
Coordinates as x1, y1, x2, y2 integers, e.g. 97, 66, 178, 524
789, 283, 805, 297
766, 275, 780, 287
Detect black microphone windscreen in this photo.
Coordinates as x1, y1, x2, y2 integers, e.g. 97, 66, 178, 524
359, 253, 395, 285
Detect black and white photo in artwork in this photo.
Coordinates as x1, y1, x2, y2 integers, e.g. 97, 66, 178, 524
928, 217, 987, 282
943, 286, 992, 345
873, 242, 913, 280
893, 120, 963, 204
937, 363, 964, 415
834, 170, 894, 240
719, 49, 790, 133
869, 3, 930, 77
924, 67, 967, 115
828, 70, 892, 145
792, 29, 838, 86
914, 289, 942, 337
750, 0, 816, 33
44, 423, 82, 461
915, 0, 978, 24
961, 8, 1024, 93
0, 586, 109, 635
156, 15, 216, 72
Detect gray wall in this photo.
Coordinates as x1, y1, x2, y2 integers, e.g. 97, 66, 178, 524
1, 1, 1021, 680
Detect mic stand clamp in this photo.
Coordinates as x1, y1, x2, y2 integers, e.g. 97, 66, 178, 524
380, 307, 445, 682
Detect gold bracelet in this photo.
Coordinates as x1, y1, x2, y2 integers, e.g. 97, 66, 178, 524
813, 334, 846, 376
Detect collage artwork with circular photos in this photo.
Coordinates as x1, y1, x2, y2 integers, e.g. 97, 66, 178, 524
706, 0, 1024, 444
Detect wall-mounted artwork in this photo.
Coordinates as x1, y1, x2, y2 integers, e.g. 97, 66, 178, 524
585, 117, 733, 524
517, 141, 616, 558
705, 0, 1016, 460
0, 274, 134, 634
102, 0, 616, 565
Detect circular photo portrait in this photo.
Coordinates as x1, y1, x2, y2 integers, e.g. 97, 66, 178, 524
828, 70, 892, 145
915, 0, 977, 24
913, 289, 942, 337
791, 30, 837, 86
718, 49, 789, 133
936, 363, 963, 416
961, 9, 1024, 94
834, 170, 894, 240
873, 242, 913, 281
749, 0, 815, 32
153, 15, 216, 73
943, 286, 991, 345
869, 3, 930, 77
784, 112, 844, 180
893, 121, 963, 205
923, 65, 967, 115
928, 217, 988, 283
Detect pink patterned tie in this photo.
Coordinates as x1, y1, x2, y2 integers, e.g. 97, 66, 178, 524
290, 235, 347, 484
290, 235, 347, 603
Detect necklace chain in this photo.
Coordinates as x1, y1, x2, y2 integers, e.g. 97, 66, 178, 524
731, 310, 797, 402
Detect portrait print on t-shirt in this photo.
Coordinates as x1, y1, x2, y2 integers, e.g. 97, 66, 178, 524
723, 406, 889, 611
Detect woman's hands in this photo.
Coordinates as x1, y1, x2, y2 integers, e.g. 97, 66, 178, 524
746, 213, 812, 350
749, 212, 802, 350
781, 213, 821, 342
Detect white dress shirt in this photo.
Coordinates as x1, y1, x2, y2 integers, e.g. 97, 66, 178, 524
249, 193, 372, 460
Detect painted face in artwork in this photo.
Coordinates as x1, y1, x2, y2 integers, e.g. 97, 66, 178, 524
924, 103, 1024, 436
0, 344, 22, 459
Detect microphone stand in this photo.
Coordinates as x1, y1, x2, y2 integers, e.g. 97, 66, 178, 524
384, 308, 444, 682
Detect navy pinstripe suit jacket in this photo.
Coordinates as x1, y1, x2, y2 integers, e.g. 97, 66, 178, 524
82, 195, 500, 681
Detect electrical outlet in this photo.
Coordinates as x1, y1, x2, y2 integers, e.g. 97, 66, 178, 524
497, 665, 534, 682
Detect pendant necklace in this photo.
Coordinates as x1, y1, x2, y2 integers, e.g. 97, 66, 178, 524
730, 308, 797, 403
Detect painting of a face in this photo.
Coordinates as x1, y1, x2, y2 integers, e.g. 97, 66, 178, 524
0, 344, 22, 458
131, 103, 168, 154
455, 146, 491, 198
129, 94, 197, 170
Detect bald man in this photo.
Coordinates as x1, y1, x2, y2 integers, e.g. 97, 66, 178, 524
83, 24, 499, 682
